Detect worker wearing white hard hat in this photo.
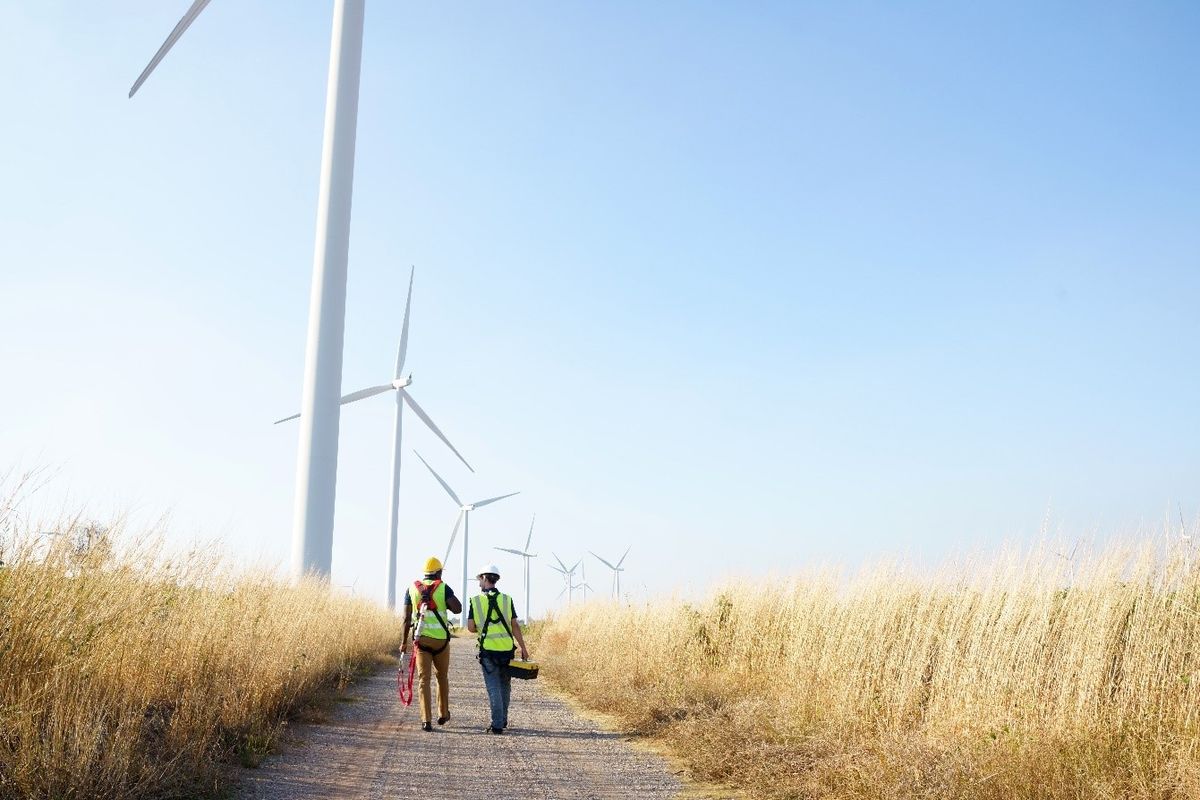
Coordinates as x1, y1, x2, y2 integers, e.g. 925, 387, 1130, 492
467, 563, 530, 733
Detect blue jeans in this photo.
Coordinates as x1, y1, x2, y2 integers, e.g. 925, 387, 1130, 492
479, 656, 512, 729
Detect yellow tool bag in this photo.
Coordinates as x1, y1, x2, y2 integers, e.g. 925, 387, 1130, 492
507, 659, 539, 680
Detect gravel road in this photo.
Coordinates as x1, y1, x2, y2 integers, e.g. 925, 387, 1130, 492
238, 644, 683, 800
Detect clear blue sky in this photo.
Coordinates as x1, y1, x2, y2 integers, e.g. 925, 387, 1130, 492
2, 1, 1198, 612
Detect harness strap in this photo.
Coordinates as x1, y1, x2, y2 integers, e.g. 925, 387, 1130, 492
415, 637, 449, 656
411, 579, 452, 639
478, 592, 514, 652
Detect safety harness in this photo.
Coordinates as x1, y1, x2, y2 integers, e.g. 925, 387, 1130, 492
476, 591, 515, 659
397, 579, 451, 706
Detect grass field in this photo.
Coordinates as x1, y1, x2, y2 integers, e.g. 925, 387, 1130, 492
535, 542, 1200, 799
0, 522, 401, 800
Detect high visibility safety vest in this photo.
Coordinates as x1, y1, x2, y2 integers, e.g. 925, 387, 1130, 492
471, 590, 515, 653
409, 580, 451, 640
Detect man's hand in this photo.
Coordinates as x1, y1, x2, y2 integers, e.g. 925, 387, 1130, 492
520, 647, 529, 661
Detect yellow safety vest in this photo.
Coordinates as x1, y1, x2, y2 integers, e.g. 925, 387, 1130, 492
471, 591, 515, 653
409, 580, 451, 640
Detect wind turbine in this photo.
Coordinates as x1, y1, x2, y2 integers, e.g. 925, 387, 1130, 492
274, 268, 472, 610
590, 546, 631, 600
494, 515, 537, 622
130, 0, 369, 581
414, 452, 518, 615
578, 561, 595, 601
556, 577, 585, 604
548, 554, 580, 606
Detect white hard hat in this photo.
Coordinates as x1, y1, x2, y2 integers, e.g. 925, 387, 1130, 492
476, 563, 502, 579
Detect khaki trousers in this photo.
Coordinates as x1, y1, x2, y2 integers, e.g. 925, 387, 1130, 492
415, 635, 450, 723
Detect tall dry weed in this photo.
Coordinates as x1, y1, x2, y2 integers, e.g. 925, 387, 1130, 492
536, 542, 1200, 799
0, 501, 400, 799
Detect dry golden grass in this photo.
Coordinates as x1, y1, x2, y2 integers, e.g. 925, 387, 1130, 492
535, 543, 1200, 799
0, 521, 400, 799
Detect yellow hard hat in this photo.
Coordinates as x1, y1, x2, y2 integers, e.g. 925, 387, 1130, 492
423, 556, 443, 574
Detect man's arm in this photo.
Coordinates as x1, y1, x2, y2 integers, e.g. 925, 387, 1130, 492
400, 596, 412, 648
511, 617, 529, 661
465, 598, 477, 633
446, 587, 463, 615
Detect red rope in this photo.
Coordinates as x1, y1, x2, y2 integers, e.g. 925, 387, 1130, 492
397, 642, 416, 706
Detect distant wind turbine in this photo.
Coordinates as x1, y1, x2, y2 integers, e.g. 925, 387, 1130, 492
494, 515, 537, 622
579, 561, 595, 601
590, 546, 631, 599
275, 268, 472, 610
129, 0, 371, 580
557, 577, 585, 603
548, 554, 581, 606
415, 452, 518, 614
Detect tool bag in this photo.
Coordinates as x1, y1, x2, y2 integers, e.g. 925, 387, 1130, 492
507, 659, 539, 680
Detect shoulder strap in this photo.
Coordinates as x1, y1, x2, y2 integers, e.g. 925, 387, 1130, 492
479, 592, 514, 643
413, 580, 450, 636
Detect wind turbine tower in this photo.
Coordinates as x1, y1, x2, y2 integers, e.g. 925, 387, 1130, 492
130, 0, 370, 580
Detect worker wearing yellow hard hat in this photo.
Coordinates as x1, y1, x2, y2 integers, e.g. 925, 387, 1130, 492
401, 555, 463, 731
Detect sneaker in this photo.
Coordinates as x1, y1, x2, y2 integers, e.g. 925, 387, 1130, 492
486, 726, 505, 735
421, 722, 433, 732
437, 716, 450, 726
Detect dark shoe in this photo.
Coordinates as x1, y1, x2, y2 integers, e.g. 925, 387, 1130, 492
437, 716, 449, 726
421, 722, 433, 732
487, 726, 505, 734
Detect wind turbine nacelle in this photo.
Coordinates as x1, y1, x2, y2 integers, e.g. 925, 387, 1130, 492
392, 375, 413, 389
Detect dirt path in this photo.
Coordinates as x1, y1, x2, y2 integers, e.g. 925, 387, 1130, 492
238, 644, 683, 800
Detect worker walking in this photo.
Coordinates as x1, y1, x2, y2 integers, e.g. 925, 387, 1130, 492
401, 556, 463, 732
467, 563, 530, 734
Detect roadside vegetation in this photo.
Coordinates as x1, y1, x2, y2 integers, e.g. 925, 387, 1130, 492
536, 541, 1200, 799
0, 512, 400, 799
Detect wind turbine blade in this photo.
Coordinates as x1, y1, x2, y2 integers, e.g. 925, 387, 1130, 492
547, 564, 567, 575
471, 491, 520, 509
443, 510, 464, 563
414, 451, 462, 506
395, 266, 414, 378
341, 384, 395, 405
273, 382, 391, 425
552, 552, 569, 572
615, 545, 631, 569
556, 585, 568, 600
525, 514, 536, 552
589, 551, 618, 571
401, 391, 473, 473
494, 547, 525, 556
569, 560, 581, 573
128, 0, 214, 98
